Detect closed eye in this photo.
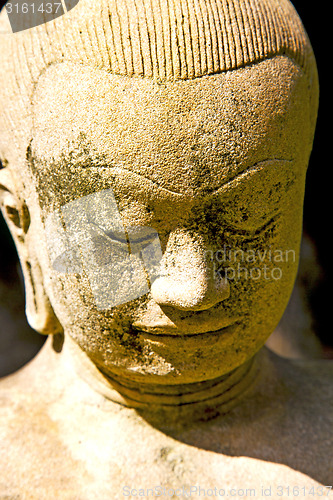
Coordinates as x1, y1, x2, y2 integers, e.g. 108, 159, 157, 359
223, 215, 279, 242
87, 220, 158, 249
104, 230, 128, 245
105, 230, 157, 247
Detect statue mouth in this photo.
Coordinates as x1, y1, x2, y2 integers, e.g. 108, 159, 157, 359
131, 319, 239, 337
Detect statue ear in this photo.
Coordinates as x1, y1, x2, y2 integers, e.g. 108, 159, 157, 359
0, 169, 30, 239
0, 168, 63, 335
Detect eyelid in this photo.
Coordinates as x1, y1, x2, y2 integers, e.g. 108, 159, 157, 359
83, 220, 128, 249
105, 230, 157, 245
102, 231, 127, 244
224, 214, 279, 239
86, 215, 159, 247
87, 223, 157, 252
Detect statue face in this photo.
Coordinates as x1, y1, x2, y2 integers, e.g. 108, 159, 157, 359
25, 56, 312, 383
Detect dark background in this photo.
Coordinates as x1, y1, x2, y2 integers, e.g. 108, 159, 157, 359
0, 1, 331, 372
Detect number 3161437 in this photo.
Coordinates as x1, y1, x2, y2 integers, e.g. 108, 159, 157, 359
6, 2, 62, 14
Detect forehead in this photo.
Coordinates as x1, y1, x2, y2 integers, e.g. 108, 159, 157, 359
31, 56, 310, 201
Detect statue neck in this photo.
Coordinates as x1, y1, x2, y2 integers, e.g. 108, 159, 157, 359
63, 334, 260, 427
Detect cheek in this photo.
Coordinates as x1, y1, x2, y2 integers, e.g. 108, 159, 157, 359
219, 229, 300, 324
44, 267, 149, 333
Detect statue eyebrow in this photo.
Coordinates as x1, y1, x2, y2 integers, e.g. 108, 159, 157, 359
92, 158, 293, 198
29, 146, 292, 200
208, 158, 293, 196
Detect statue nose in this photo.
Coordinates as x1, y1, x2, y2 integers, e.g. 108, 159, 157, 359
151, 275, 230, 311
150, 229, 230, 311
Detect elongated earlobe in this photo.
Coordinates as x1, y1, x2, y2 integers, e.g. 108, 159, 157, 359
23, 255, 63, 335
0, 167, 63, 335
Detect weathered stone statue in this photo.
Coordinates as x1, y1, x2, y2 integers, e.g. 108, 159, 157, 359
0, 0, 332, 497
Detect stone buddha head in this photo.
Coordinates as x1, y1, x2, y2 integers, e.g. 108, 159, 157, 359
0, 0, 318, 390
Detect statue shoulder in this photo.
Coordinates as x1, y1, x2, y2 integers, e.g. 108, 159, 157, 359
283, 356, 333, 401
264, 350, 333, 419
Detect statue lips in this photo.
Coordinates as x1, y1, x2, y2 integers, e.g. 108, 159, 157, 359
131, 318, 240, 336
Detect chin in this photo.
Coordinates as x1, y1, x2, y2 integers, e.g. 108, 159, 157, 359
95, 332, 260, 385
